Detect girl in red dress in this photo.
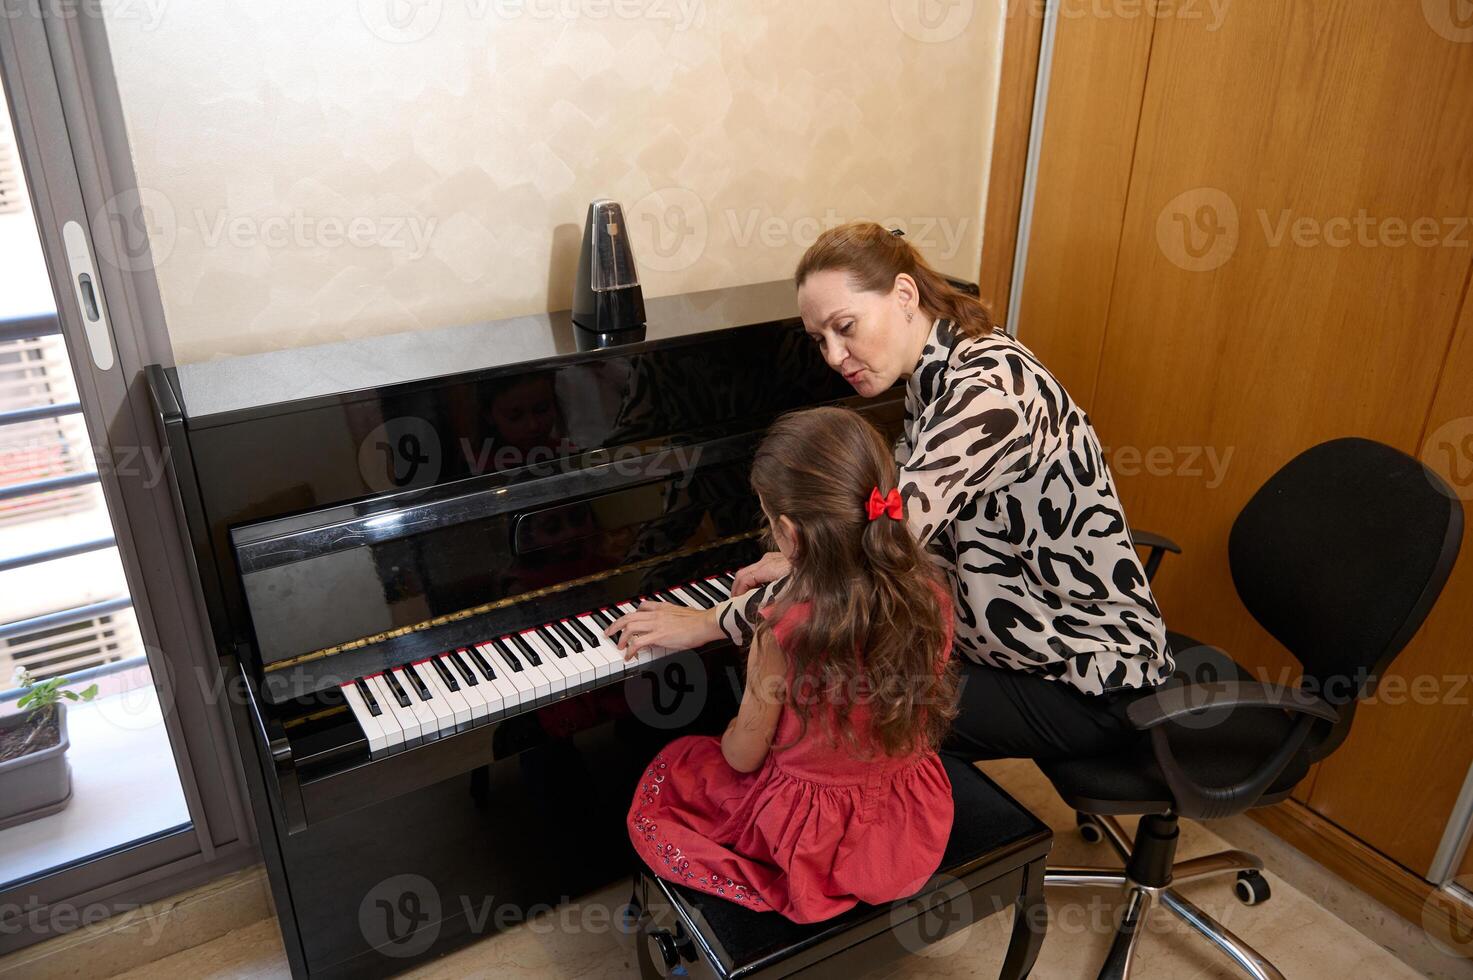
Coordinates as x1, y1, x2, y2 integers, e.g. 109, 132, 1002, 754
621, 407, 959, 923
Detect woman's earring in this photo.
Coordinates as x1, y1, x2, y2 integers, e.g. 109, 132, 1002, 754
905, 310, 914, 323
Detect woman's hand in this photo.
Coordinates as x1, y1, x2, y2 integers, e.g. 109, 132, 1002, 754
606, 601, 724, 661
731, 552, 792, 597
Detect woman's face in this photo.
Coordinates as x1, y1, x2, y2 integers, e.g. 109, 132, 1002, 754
797, 268, 920, 398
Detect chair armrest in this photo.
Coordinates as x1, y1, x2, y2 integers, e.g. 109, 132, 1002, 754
1126, 680, 1341, 730
1129, 528, 1182, 582
1127, 680, 1341, 820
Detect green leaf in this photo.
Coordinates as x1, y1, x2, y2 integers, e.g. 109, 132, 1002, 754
16, 692, 34, 708
62, 691, 79, 700
79, 684, 98, 701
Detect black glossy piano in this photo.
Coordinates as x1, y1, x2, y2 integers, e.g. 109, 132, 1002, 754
146, 280, 962, 977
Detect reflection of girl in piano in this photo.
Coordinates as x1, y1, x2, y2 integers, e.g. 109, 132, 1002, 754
624, 407, 958, 922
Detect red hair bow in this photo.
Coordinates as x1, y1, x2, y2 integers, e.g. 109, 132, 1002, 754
866, 487, 904, 522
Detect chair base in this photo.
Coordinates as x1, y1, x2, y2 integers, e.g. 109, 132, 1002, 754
1044, 813, 1284, 980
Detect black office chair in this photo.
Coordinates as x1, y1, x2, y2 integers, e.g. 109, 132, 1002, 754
1039, 438, 1464, 980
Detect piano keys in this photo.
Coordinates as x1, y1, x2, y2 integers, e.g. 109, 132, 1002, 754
340, 573, 737, 753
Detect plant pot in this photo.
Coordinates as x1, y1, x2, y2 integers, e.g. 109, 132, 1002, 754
0, 705, 72, 830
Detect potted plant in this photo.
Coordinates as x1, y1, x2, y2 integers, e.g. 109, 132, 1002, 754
0, 667, 97, 829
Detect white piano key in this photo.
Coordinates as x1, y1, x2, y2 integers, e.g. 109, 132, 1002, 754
341, 681, 388, 754
511, 634, 562, 700
362, 675, 406, 750
409, 661, 458, 736
393, 666, 440, 737
432, 657, 476, 728
371, 673, 418, 745
551, 631, 601, 689
444, 653, 493, 722
523, 631, 579, 690
421, 659, 471, 732
576, 613, 626, 678
481, 642, 537, 706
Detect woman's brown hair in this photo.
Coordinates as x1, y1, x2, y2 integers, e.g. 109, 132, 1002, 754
794, 221, 995, 338
750, 406, 958, 758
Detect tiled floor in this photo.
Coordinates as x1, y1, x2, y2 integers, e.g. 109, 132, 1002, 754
93, 758, 1467, 980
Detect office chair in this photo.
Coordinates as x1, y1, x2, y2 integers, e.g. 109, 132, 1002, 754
1039, 438, 1464, 980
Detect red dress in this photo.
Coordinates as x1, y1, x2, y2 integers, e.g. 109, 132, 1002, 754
627, 602, 954, 923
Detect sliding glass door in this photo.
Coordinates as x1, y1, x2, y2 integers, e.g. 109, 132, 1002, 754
0, 4, 252, 955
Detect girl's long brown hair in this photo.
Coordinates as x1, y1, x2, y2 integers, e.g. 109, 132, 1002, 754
750, 407, 958, 758
794, 221, 996, 338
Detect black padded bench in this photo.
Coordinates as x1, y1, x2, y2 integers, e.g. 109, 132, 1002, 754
632, 755, 1052, 979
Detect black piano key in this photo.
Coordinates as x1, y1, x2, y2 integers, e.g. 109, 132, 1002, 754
402, 663, 433, 701
430, 656, 460, 692
681, 584, 714, 609
467, 646, 497, 681
382, 670, 411, 708
510, 632, 542, 667
550, 619, 583, 652
717, 572, 736, 588
567, 617, 598, 646
492, 637, 524, 672
588, 608, 614, 630
535, 626, 568, 658
354, 677, 382, 717
658, 590, 687, 607
449, 649, 479, 686
689, 580, 725, 604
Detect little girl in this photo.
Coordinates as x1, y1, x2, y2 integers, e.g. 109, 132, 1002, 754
624, 406, 958, 923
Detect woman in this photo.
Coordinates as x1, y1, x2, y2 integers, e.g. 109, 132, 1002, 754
609, 222, 1172, 761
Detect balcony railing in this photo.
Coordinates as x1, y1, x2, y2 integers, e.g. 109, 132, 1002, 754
0, 313, 134, 682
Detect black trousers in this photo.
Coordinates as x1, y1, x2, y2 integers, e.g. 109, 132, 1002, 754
943, 660, 1147, 762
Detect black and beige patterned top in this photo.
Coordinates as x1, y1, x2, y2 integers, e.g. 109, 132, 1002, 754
718, 318, 1173, 695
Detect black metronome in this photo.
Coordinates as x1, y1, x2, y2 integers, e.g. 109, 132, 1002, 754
572, 199, 647, 350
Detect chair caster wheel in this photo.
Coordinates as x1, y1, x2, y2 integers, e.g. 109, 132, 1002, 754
1235, 870, 1270, 905
1076, 813, 1104, 844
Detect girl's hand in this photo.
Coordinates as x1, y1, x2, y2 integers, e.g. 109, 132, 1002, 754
731, 552, 791, 597
606, 601, 724, 661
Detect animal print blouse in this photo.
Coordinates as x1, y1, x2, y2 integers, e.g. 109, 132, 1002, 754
717, 318, 1173, 695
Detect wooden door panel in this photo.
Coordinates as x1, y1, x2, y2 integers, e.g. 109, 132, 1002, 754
1307, 275, 1473, 875
1012, 3, 1157, 405
1076, 2, 1473, 867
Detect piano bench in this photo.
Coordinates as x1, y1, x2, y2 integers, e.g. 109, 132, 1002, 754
630, 756, 1053, 979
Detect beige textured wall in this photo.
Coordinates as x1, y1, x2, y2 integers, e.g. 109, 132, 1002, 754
102, 1, 1005, 363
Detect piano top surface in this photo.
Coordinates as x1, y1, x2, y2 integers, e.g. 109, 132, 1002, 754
170, 279, 801, 422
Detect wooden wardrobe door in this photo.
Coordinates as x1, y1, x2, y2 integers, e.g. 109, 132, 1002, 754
1019, 0, 1473, 870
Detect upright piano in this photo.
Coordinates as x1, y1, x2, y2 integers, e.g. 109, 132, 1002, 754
147, 279, 962, 977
